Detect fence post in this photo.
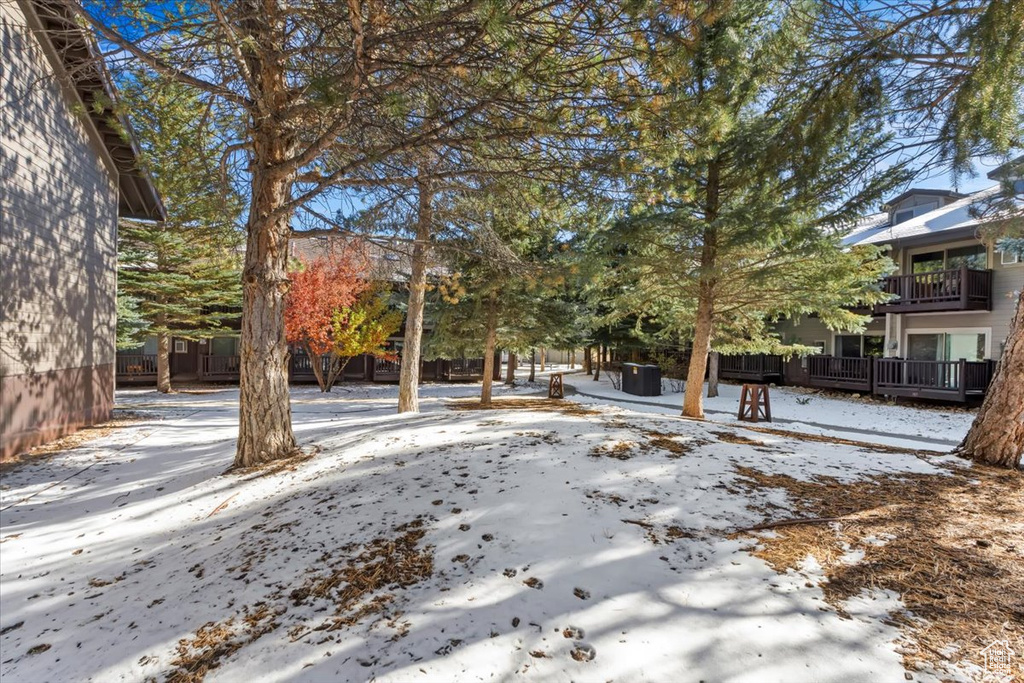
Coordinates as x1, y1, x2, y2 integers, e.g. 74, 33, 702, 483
960, 265, 969, 308
958, 358, 966, 402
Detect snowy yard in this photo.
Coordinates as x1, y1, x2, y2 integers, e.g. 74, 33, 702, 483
1, 381, 1020, 682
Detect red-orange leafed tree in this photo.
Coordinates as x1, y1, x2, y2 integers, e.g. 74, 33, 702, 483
285, 248, 370, 391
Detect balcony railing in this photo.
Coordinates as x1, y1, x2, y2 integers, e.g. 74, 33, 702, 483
876, 266, 992, 313
374, 357, 401, 375
448, 358, 485, 377
203, 355, 240, 376
873, 358, 996, 401
116, 354, 157, 376
719, 354, 784, 382
806, 355, 873, 391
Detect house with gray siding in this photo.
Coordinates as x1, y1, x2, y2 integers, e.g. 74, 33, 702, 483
1, 0, 162, 458
758, 159, 1022, 402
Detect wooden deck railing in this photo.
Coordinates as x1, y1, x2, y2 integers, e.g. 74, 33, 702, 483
202, 355, 240, 375
873, 358, 996, 401
719, 354, 784, 381
878, 266, 992, 312
116, 354, 157, 376
448, 358, 484, 377
806, 356, 872, 391
374, 357, 401, 375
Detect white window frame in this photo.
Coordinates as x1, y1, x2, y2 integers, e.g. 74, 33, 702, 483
1001, 249, 1021, 266
173, 339, 188, 354
906, 240, 990, 272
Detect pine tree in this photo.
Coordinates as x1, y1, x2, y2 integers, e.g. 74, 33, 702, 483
117, 73, 243, 393
607, 0, 910, 419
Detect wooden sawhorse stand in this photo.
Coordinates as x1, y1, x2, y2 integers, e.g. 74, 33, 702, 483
738, 384, 771, 423
549, 372, 564, 399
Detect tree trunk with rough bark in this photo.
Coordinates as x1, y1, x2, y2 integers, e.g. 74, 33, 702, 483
398, 182, 432, 413
540, 348, 546, 372
235, 164, 299, 467
593, 344, 602, 380
529, 349, 536, 382
480, 293, 499, 406
682, 161, 720, 420
583, 346, 591, 375
156, 329, 172, 394
570, 349, 575, 369
956, 291, 1024, 468
505, 352, 517, 385
707, 351, 720, 398
682, 296, 715, 418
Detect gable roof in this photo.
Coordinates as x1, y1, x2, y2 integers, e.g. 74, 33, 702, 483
987, 154, 1024, 180
881, 188, 966, 210
844, 185, 1004, 248
27, 0, 164, 221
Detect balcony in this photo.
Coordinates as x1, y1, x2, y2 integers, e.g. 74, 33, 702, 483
719, 354, 784, 383
875, 266, 992, 313
803, 356, 996, 402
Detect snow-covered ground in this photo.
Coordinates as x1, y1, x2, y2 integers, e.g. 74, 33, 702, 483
564, 370, 975, 450
0, 381, 971, 682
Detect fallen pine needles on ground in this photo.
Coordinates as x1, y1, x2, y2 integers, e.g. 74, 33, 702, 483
732, 463, 1024, 678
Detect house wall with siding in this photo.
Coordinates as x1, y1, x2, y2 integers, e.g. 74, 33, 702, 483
1, 0, 119, 458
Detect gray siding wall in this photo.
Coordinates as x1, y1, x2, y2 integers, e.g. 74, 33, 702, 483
1, 0, 118, 377
1, 0, 119, 452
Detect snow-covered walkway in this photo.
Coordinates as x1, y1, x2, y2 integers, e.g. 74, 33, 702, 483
0, 383, 976, 682
560, 370, 975, 451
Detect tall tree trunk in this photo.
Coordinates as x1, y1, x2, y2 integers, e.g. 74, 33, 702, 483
398, 181, 432, 413
570, 349, 575, 369
235, 164, 299, 467
956, 291, 1023, 468
682, 159, 721, 419
583, 345, 591, 375
480, 293, 499, 406
707, 351, 720, 398
505, 352, 517, 385
682, 296, 715, 418
539, 347, 546, 372
156, 329, 172, 394
529, 349, 536, 382
593, 344, 602, 381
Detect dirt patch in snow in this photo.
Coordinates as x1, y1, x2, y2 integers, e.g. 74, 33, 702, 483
0, 410, 149, 469
733, 463, 1024, 678
447, 397, 598, 416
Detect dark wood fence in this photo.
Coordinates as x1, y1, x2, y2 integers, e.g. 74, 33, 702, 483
719, 354, 784, 382
873, 358, 996, 401
806, 356, 872, 391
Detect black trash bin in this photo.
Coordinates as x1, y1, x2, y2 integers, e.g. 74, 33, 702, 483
622, 363, 661, 396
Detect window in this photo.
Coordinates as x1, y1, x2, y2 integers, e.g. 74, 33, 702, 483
835, 335, 884, 358
836, 335, 863, 358
911, 251, 945, 274
946, 245, 987, 270
863, 335, 885, 358
911, 245, 987, 273
906, 332, 986, 361
210, 337, 239, 357
173, 339, 188, 354
811, 341, 826, 354
893, 201, 938, 225
1002, 249, 1021, 266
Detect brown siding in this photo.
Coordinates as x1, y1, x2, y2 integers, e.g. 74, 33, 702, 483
1, 1, 119, 458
